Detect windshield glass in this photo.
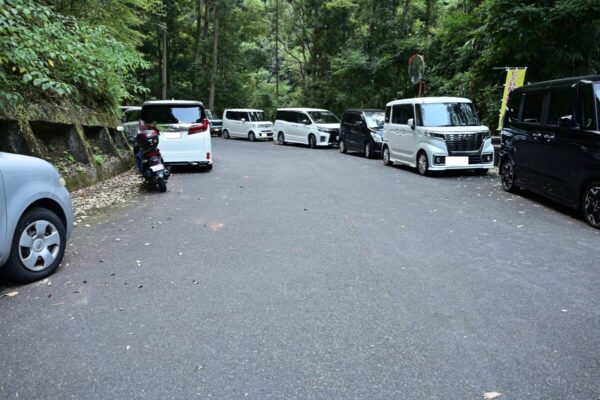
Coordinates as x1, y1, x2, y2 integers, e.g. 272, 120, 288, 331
595, 84, 600, 130
248, 111, 268, 122
308, 111, 339, 124
417, 102, 480, 127
142, 105, 204, 124
363, 111, 384, 129
205, 110, 218, 120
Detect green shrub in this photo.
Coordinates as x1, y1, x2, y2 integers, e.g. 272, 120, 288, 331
0, 0, 149, 111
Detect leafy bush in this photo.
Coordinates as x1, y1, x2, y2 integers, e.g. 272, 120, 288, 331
0, 0, 149, 111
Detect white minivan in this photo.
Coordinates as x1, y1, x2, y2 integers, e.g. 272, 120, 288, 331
273, 108, 340, 148
140, 100, 212, 170
382, 97, 494, 175
222, 109, 274, 141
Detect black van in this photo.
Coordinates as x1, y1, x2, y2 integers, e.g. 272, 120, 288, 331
339, 109, 385, 158
499, 75, 600, 228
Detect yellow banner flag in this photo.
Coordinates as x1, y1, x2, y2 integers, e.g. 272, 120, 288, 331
498, 68, 526, 130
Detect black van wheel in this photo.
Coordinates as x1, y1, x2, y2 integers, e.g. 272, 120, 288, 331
308, 134, 317, 149
500, 158, 518, 193
382, 146, 393, 166
582, 182, 600, 229
364, 142, 372, 159
339, 139, 347, 153
417, 151, 429, 176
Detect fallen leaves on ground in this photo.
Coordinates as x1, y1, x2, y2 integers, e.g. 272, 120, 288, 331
71, 169, 142, 219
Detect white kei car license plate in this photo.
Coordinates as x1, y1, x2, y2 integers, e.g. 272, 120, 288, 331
446, 156, 469, 167
163, 131, 181, 139
150, 164, 165, 172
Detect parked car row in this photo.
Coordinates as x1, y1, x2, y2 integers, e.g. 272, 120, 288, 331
2, 76, 598, 285
206, 75, 600, 230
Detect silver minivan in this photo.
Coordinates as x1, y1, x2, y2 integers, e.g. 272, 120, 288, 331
0, 153, 73, 283
382, 97, 494, 175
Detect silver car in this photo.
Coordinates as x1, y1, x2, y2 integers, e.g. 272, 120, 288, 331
0, 152, 73, 283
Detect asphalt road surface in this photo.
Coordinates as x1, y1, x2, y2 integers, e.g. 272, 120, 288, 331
1, 138, 599, 399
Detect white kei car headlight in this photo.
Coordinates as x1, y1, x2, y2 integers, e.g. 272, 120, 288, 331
424, 131, 445, 140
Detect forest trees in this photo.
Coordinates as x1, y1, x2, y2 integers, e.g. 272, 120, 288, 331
1, 0, 599, 127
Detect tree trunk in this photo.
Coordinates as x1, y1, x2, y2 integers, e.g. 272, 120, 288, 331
209, 7, 219, 110
161, 25, 168, 99
192, 0, 202, 92
275, 0, 279, 100
425, 0, 433, 35
193, 0, 202, 65
202, 0, 210, 66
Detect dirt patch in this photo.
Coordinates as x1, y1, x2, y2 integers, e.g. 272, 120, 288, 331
71, 168, 142, 221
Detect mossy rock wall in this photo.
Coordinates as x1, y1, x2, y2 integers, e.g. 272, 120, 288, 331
0, 104, 133, 191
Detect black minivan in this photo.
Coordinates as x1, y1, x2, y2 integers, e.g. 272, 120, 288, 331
499, 75, 600, 228
339, 109, 385, 158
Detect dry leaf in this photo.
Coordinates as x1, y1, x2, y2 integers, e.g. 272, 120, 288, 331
483, 392, 502, 399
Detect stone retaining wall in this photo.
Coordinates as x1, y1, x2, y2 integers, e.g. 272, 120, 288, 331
1, 105, 133, 190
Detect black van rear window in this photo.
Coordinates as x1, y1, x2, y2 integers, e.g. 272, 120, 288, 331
142, 105, 205, 124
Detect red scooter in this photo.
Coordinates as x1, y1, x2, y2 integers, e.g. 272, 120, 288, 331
128, 122, 170, 192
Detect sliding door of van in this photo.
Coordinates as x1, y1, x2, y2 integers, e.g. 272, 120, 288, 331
389, 104, 415, 162
233, 112, 246, 137
292, 112, 309, 143
511, 91, 544, 188
538, 84, 599, 204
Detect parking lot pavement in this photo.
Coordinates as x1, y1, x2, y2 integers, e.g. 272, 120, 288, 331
1, 137, 599, 399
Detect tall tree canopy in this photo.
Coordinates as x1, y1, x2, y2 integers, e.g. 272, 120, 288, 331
2, 0, 599, 126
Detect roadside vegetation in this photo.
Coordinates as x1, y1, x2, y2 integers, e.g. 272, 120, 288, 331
1, 0, 599, 127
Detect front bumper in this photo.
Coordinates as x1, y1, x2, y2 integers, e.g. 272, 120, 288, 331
59, 188, 74, 240
316, 132, 339, 146
423, 138, 494, 170
210, 127, 222, 136
429, 153, 494, 171
256, 131, 273, 140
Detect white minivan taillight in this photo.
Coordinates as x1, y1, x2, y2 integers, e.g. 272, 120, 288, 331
189, 118, 209, 135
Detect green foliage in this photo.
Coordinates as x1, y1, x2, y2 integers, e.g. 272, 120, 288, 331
0, 0, 149, 110
3, 0, 600, 129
